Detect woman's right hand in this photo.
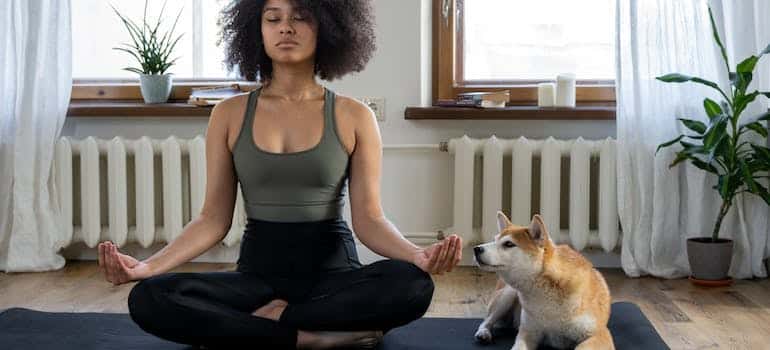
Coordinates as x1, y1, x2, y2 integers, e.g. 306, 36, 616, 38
97, 241, 152, 286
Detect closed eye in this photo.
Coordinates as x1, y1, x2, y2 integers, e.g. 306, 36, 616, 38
503, 241, 516, 248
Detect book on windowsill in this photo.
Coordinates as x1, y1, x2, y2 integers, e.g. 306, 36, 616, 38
434, 89, 510, 109
434, 99, 508, 108
457, 90, 510, 107
434, 99, 476, 107
187, 84, 245, 106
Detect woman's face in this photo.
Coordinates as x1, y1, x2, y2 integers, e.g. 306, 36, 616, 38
261, 0, 318, 66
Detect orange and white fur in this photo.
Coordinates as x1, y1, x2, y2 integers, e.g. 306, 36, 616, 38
472, 212, 614, 350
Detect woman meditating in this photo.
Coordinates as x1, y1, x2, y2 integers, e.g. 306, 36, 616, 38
96, 0, 462, 349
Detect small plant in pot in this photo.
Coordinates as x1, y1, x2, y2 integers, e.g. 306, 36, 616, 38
656, 6, 770, 286
111, 0, 184, 104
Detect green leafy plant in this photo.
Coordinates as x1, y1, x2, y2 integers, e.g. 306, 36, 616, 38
656, 6, 770, 241
110, 0, 184, 75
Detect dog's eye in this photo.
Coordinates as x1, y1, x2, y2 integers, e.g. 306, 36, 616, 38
503, 241, 516, 248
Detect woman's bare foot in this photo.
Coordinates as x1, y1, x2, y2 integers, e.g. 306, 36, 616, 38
255, 300, 383, 349
252, 299, 288, 321
297, 330, 383, 349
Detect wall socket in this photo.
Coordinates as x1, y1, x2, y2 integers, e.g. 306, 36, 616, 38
358, 97, 386, 121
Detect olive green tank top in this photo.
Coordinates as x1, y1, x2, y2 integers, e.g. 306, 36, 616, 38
232, 86, 351, 223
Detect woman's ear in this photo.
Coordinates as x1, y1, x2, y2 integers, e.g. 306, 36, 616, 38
496, 211, 512, 233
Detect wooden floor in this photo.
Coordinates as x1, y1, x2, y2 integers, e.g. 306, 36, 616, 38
1, 261, 769, 349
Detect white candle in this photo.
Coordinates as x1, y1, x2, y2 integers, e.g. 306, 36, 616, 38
537, 82, 555, 107
555, 73, 576, 108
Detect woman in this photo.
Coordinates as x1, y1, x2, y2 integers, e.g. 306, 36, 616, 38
96, 0, 462, 349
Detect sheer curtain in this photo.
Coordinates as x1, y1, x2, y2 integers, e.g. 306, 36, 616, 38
0, 0, 72, 272
616, 0, 770, 279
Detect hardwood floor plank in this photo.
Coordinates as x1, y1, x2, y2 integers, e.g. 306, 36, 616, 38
663, 281, 768, 349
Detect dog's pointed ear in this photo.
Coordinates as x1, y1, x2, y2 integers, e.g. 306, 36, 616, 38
528, 214, 552, 246
496, 211, 512, 233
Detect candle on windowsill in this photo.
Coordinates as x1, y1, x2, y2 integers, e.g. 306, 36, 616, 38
555, 73, 576, 108
537, 82, 555, 107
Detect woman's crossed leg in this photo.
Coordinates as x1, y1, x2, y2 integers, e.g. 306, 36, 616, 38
127, 259, 434, 349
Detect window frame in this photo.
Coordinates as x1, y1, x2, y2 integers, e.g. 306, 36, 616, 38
432, 0, 616, 105
71, 0, 243, 101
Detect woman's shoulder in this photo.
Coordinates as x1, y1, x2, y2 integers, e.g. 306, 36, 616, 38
332, 91, 376, 123
210, 92, 253, 124
209, 91, 254, 152
217, 90, 253, 111
329, 91, 379, 155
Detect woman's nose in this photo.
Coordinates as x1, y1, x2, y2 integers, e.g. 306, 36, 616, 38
279, 23, 294, 35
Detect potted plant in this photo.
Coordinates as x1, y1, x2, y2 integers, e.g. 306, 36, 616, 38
656, 6, 770, 285
111, 0, 184, 104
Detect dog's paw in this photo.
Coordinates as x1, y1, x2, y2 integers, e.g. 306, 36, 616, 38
474, 327, 493, 344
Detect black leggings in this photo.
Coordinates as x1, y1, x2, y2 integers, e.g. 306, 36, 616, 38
127, 217, 435, 349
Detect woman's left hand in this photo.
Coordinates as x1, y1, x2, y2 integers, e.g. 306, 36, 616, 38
412, 234, 462, 274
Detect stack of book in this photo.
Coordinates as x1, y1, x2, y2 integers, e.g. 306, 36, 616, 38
187, 84, 247, 106
434, 90, 510, 108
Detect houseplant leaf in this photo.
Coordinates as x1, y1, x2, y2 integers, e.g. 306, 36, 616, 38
740, 160, 760, 194
751, 144, 770, 163
735, 90, 759, 111
743, 122, 768, 137
679, 118, 708, 134
703, 98, 722, 120
702, 118, 728, 150
691, 158, 719, 174
656, 73, 731, 103
656, 135, 684, 154
708, 6, 732, 75
737, 55, 759, 73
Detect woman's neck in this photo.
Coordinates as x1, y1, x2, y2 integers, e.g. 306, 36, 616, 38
262, 61, 322, 102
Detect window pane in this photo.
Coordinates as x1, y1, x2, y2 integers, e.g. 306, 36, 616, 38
463, 0, 616, 82
72, 0, 236, 79
201, 0, 237, 79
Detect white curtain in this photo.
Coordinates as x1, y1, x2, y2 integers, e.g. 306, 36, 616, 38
0, 0, 72, 272
616, 0, 770, 279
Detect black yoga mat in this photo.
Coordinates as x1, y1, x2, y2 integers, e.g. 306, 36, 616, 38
0, 302, 668, 349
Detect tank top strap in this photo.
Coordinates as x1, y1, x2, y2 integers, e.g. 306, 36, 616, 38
238, 87, 261, 145
323, 86, 337, 140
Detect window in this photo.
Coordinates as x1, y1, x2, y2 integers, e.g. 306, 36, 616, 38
434, 0, 616, 104
73, 0, 235, 80
72, 0, 242, 100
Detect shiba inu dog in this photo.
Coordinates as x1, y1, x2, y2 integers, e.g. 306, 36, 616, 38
473, 211, 614, 350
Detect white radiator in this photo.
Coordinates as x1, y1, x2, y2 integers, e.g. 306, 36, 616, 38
436, 135, 620, 252
53, 135, 619, 258
53, 135, 247, 250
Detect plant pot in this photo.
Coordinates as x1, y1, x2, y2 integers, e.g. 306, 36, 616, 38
139, 73, 173, 103
687, 237, 733, 282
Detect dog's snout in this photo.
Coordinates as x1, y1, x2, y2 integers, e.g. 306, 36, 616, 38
473, 246, 484, 256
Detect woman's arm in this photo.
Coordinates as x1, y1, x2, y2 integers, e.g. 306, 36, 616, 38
345, 99, 461, 274
142, 97, 241, 275
98, 96, 241, 284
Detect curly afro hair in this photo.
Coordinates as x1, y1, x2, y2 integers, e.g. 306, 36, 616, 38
217, 0, 376, 82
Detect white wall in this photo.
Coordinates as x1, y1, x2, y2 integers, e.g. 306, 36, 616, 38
61, 0, 617, 266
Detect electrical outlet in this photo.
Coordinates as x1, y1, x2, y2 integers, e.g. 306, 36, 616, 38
359, 97, 386, 121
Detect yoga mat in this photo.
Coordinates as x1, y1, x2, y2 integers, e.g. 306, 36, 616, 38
0, 302, 668, 349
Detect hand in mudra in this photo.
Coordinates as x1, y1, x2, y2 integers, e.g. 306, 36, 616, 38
413, 234, 462, 275
97, 241, 152, 285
